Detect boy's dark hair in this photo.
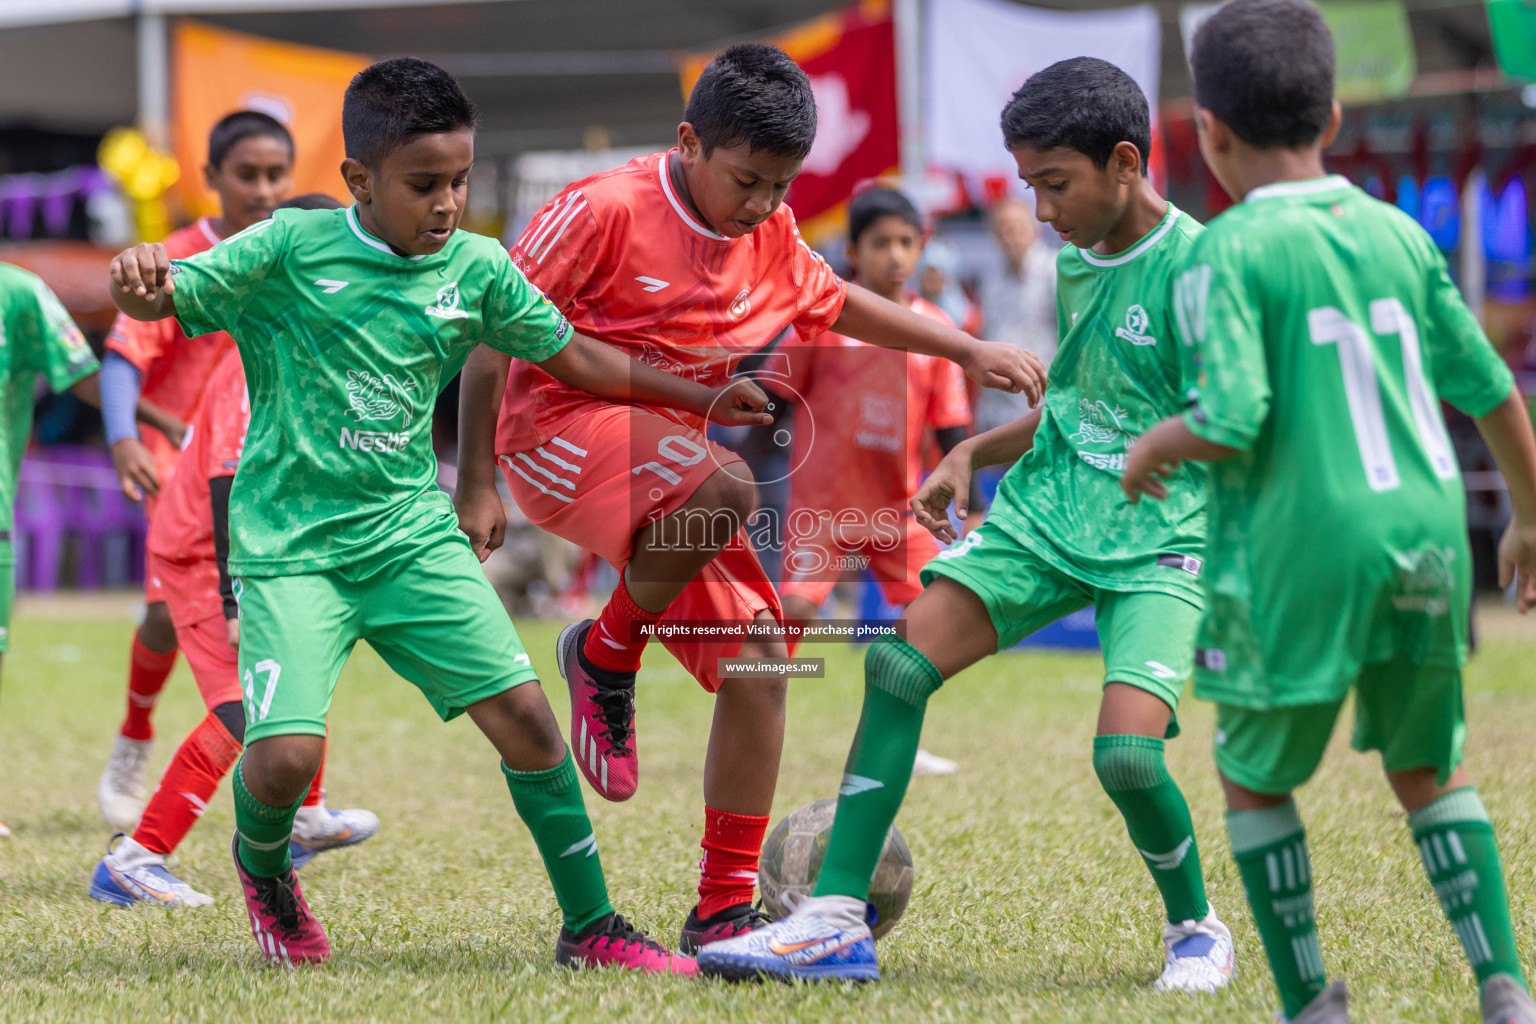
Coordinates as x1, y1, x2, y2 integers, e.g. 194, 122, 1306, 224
343, 57, 477, 169
1000, 57, 1151, 173
278, 193, 344, 212
1191, 0, 1335, 149
683, 43, 817, 159
207, 111, 294, 169
848, 187, 922, 246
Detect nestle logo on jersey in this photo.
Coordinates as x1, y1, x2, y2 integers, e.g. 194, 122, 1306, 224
339, 427, 410, 453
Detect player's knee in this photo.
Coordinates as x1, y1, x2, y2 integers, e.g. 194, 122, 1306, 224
138, 603, 178, 652
693, 467, 758, 530
719, 671, 788, 717
212, 700, 246, 745
245, 736, 323, 800
470, 684, 566, 762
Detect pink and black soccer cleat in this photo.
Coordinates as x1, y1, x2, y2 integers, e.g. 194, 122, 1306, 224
678, 901, 771, 955
231, 832, 330, 966
556, 912, 698, 974
557, 620, 638, 801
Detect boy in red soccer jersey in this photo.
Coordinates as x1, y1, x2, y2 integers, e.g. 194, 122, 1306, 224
773, 187, 972, 646
89, 196, 377, 908
97, 111, 296, 830
456, 44, 1043, 953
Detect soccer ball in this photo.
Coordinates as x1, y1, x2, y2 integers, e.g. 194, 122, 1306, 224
758, 798, 914, 940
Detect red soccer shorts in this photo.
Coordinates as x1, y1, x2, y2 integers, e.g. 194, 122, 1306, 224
502, 402, 782, 693
150, 554, 240, 709
780, 514, 940, 610
142, 493, 164, 605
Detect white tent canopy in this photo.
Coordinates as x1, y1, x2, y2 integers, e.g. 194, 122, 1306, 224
0, 0, 493, 31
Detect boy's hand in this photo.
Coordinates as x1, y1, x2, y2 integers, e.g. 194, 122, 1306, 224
1121, 440, 1178, 503
110, 437, 160, 502
1497, 516, 1536, 613
455, 479, 507, 563
962, 340, 1046, 403
226, 618, 241, 649
110, 243, 174, 301
911, 444, 974, 543
159, 417, 188, 450
702, 377, 774, 427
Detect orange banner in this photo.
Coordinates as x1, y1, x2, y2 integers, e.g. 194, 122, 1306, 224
172, 20, 366, 218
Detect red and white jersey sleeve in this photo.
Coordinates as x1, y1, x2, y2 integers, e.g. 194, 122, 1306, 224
497, 150, 848, 454
106, 218, 238, 484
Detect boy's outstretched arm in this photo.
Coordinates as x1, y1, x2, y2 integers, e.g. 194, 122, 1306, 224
911, 412, 1042, 541
455, 345, 512, 561
1474, 388, 1536, 611
538, 332, 773, 428
832, 283, 1046, 402
1121, 415, 1238, 502
108, 243, 177, 322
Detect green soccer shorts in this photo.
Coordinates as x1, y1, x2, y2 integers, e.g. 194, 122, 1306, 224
920, 519, 1201, 737
235, 517, 540, 744
0, 538, 12, 654
1214, 654, 1466, 795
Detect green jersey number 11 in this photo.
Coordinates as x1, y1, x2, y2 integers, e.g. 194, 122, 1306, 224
1306, 299, 1457, 492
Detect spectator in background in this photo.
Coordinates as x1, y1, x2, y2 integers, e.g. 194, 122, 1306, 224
916, 238, 981, 336
974, 197, 1057, 436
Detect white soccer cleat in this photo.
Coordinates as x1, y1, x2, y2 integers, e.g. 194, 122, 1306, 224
696, 895, 879, 982
98, 736, 153, 829
289, 805, 380, 869
1154, 907, 1236, 993
1482, 973, 1536, 1024
1281, 979, 1350, 1023
911, 748, 959, 776
89, 835, 214, 908
0, 820, 10, 838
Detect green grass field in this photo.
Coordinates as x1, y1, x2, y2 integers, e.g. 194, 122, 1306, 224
1, 599, 1532, 1023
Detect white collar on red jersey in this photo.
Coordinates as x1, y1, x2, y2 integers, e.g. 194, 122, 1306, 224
197, 217, 221, 247
656, 151, 730, 242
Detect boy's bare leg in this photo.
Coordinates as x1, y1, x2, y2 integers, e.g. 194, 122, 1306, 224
703, 609, 788, 816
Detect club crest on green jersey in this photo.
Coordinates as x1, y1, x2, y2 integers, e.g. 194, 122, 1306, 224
425, 281, 469, 320
1114, 304, 1157, 346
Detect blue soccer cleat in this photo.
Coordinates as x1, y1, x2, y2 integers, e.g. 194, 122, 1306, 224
696, 896, 880, 982
89, 836, 213, 908
288, 806, 379, 870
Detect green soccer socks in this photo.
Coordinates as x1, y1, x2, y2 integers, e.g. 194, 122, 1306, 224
1228, 800, 1327, 1018
1409, 787, 1527, 992
814, 638, 944, 901
1094, 734, 1210, 923
504, 751, 615, 933
233, 756, 304, 878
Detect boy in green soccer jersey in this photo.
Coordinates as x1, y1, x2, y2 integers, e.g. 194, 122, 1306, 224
107, 58, 773, 971
700, 57, 1236, 988
0, 263, 102, 837
1122, 3, 1536, 1021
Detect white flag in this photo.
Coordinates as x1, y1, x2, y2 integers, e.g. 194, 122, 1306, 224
923, 0, 1161, 183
